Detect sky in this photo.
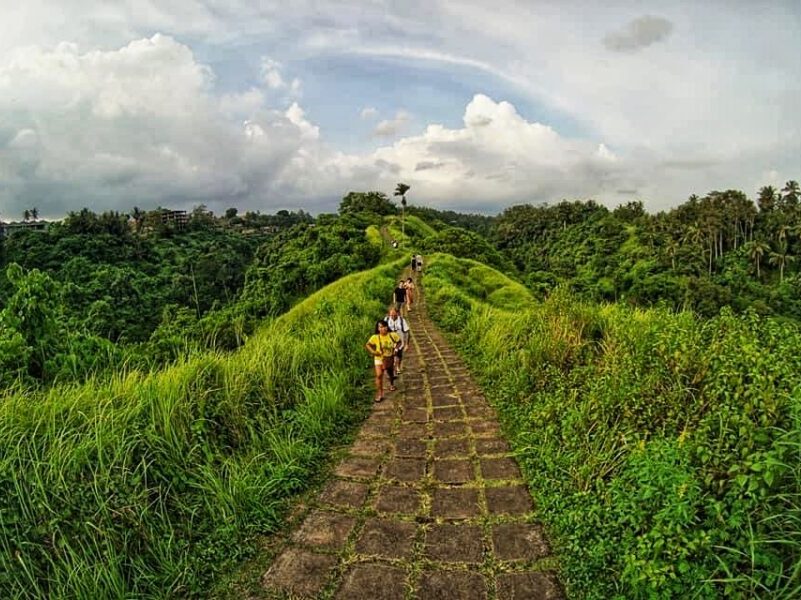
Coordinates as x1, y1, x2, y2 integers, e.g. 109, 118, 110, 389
0, 1, 799, 219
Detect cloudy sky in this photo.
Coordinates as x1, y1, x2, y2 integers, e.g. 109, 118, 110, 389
0, 1, 799, 219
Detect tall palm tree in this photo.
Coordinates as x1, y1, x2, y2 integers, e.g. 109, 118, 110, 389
782, 180, 800, 206
747, 239, 771, 279
23, 209, 30, 222
31, 207, 38, 221
394, 183, 410, 244
769, 243, 795, 283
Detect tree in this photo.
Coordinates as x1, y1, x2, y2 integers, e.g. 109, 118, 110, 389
746, 239, 771, 279
31, 207, 38, 221
768, 243, 795, 283
782, 180, 800, 207
23, 209, 30, 222
338, 191, 397, 217
757, 185, 777, 213
394, 183, 410, 245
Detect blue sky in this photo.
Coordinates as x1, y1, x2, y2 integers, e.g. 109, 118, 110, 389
0, 1, 799, 219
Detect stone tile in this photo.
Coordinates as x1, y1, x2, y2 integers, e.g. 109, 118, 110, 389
386, 458, 426, 482
394, 437, 428, 458
433, 406, 464, 421
398, 423, 428, 439
485, 486, 534, 516
335, 564, 407, 600
465, 405, 496, 419
335, 457, 381, 480
350, 437, 390, 457
474, 438, 510, 456
262, 548, 336, 598
429, 380, 454, 390
375, 484, 421, 515
434, 438, 471, 458
318, 480, 370, 509
428, 375, 452, 385
425, 523, 484, 563
355, 518, 416, 559
431, 391, 460, 407
292, 511, 356, 550
418, 570, 487, 599
496, 572, 564, 600
360, 420, 393, 437
403, 396, 428, 409
481, 457, 522, 480
433, 459, 474, 484
492, 523, 550, 561
471, 421, 502, 437
460, 391, 487, 405
434, 421, 468, 438
402, 408, 429, 423
431, 488, 481, 520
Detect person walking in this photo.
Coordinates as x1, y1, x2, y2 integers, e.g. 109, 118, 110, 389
404, 277, 415, 312
365, 320, 401, 402
411, 254, 417, 272
393, 280, 407, 314
415, 254, 423, 274
385, 307, 410, 374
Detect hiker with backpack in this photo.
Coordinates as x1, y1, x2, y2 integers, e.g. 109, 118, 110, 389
365, 319, 402, 402
385, 307, 410, 374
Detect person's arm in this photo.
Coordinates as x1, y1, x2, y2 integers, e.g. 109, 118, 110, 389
365, 336, 381, 356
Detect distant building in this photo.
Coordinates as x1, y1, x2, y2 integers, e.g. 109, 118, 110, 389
0, 220, 49, 238
159, 210, 189, 229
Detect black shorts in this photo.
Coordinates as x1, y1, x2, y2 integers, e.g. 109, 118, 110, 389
395, 348, 404, 361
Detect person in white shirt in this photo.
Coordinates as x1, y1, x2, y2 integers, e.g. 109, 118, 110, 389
385, 307, 410, 374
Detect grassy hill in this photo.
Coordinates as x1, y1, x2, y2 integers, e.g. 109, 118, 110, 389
0, 257, 405, 598
423, 253, 801, 599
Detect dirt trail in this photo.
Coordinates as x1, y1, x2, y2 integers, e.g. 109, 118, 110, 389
261, 275, 564, 599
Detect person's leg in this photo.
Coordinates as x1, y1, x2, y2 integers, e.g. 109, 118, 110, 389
395, 349, 403, 374
385, 358, 396, 391
374, 364, 384, 401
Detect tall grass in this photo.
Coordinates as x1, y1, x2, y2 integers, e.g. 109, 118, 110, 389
0, 259, 404, 598
424, 253, 801, 599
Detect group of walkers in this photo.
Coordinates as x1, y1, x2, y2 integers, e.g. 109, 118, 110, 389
365, 258, 422, 403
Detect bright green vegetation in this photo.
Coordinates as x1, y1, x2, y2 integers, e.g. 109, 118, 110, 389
425, 254, 801, 599
0, 258, 403, 598
494, 187, 801, 320
0, 210, 378, 389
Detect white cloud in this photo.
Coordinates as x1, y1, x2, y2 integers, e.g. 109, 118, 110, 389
0, 35, 334, 217
603, 15, 674, 52
260, 57, 286, 89
373, 110, 411, 137
360, 106, 378, 119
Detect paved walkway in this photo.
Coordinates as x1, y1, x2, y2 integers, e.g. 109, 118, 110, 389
262, 277, 563, 599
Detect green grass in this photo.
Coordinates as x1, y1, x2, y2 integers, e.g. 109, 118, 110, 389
424, 253, 801, 599
0, 258, 406, 598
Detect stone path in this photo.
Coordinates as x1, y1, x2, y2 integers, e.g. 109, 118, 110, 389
262, 277, 564, 599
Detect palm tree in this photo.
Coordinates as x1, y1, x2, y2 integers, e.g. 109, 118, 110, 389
782, 180, 800, 207
23, 209, 30, 222
746, 239, 771, 279
757, 185, 777, 213
768, 243, 795, 283
31, 207, 38, 221
394, 183, 410, 244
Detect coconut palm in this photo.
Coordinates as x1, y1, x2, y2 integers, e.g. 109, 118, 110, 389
746, 239, 771, 279
23, 209, 30, 222
394, 183, 410, 244
769, 243, 795, 283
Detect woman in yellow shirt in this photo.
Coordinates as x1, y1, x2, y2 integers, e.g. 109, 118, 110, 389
365, 319, 401, 402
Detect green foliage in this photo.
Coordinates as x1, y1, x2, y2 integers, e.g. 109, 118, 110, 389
338, 191, 398, 217
424, 254, 801, 598
0, 258, 403, 598
242, 219, 380, 318
420, 226, 516, 273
